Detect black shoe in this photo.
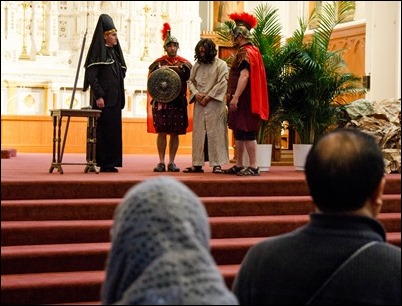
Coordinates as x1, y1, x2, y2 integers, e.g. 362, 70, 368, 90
168, 163, 180, 172
100, 167, 118, 173
237, 166, 260, 176
222, 165, 244, 174
153, 163, 166, 172
183, 166, 204, 173
212, 165, 223, 174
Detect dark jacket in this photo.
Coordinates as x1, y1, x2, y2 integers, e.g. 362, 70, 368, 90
233, 213, 401, 305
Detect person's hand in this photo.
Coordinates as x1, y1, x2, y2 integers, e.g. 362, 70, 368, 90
96, 97, 105, 109
195, 93, 204, 102
198, 94, 210, 107
229, 96, 238, 111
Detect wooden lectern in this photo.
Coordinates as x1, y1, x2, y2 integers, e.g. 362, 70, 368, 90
49, 109, 101, 174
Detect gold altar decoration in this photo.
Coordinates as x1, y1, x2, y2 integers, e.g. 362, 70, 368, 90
140, 5, 151, 61
37, 1, 50, 56
19, 1, 30, 60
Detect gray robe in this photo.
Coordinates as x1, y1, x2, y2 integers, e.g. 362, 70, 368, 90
187, 58, 229, 167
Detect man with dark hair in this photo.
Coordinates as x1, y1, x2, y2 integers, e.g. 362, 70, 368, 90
305, 128, 386, 213
83, 14, 127, 173
233, 128, 401, 305
184, 38, 229, 174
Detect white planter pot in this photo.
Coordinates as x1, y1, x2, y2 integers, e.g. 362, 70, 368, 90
243, 144, 273, 172
293, 144, 313, 171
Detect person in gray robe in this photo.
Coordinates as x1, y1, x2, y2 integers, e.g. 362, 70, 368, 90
184, 38, 229, 173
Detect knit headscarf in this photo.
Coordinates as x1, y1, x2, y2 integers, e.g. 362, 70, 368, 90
101, 176, 238, 305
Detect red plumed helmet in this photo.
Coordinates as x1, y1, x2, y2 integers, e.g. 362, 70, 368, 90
229, 12, 258, 30
161, 22, 171, 41
161, 22, 179, 47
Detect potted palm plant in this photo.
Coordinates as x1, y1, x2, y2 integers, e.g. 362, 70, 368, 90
218, 2, 365, 170
282, 1, 366, 169
252, 4, 296, 161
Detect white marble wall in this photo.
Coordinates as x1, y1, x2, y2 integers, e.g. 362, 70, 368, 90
1, 1, 400, 117
1, 1, 201, 116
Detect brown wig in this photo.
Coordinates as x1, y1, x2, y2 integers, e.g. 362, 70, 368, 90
194, 38, 217, 64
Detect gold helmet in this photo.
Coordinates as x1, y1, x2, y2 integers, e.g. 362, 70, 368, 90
161, 22, 179, 47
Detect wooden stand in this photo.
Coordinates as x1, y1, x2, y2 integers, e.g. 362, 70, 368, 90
49, 109, 101, 174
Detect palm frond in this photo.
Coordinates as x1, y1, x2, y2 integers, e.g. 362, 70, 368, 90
218, 1, 364, 144
283, 1, 365, 143
216, 20, 236, 43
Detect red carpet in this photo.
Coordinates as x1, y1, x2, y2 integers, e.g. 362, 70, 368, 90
1, 153, 401, 305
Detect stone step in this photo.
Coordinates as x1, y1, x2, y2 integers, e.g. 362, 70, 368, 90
1, 154, 400, 305
2, 213, 400, 247
2, 233, 400, 276
2, 194, 400, 221
0, 265, 238, 305
2, 229, 401, 305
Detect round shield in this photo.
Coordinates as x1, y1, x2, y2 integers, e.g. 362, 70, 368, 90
147, 68, 181, 103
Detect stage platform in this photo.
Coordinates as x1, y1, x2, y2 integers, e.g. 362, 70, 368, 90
1, 153, 400, 305
1, 153, 314, 200
1, 152, 300, 179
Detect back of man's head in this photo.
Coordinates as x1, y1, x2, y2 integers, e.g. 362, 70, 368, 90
305, 128, 385, 213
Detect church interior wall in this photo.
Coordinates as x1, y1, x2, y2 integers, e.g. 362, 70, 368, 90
1, 1, 400, 154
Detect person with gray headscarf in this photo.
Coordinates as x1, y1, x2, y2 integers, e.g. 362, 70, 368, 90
101, 176, 238, 305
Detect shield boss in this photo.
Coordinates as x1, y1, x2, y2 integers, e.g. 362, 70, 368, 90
147, 68, 181, 103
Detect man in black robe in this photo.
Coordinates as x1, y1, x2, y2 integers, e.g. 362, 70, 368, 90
83, 14, 127, 172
